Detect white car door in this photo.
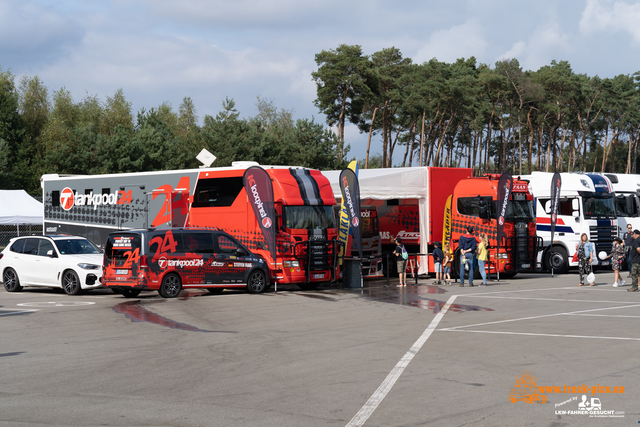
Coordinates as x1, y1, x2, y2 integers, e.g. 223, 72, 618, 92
32, 238, 61, 286
14, 238, 39, 284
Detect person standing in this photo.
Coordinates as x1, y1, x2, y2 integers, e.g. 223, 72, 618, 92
628, 229, 640, 292
623, 224, 634, 277
458, 226, 478, 287
393, 237, 408, 287
606, 237, 625, 287
477, 233, 489, 286
576, 233, 594, 286
432, 242, 444, 285
443, 243, 453, 285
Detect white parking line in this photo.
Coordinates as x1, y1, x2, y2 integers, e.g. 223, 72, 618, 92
440, 303, 640, 331
463, 295, 636, 304
443, 330, 640, 341
345, 295, 458, 427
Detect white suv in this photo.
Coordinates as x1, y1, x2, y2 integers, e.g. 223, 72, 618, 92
0, 235, 103, 295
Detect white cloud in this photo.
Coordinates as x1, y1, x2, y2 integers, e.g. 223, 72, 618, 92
414, 20, 487, 64
580, 0, 640, 43
498, 41, 526, 62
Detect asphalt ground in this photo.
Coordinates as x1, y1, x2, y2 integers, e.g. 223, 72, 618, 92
1, 270, 638, 427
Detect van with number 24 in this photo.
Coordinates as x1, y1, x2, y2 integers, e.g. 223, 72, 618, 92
102, 228, 269, 298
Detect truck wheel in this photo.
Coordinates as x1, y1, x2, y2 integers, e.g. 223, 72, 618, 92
246, 270, 267, 293
159, 274, 182, 298
544, 246, 569, 274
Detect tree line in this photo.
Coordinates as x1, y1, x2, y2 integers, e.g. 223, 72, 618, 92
0, 68, 346, 195
312, 45, 640, 174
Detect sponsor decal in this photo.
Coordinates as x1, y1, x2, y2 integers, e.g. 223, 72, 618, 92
60, 187, 75, 210
211, 261, 225, 267
60, 188, 133, 211
112, 236, 133, 249
442, 195, 452, 247
352, 217, 359, 227
243, 166, 276, 265
233, 262, 252, 268
157, 256, 204, 269
396, 230, 420, 240
262, 217, 272, 228
512, 182, 528, 192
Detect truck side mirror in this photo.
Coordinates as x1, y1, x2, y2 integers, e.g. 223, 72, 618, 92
572, 198, 579, 210
544, 201, 551, 214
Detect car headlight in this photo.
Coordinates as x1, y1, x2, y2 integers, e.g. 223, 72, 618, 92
283, 260, 300, 268
78, 263, 100, 270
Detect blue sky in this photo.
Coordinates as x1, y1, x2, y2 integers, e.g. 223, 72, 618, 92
2, 0, 640, 164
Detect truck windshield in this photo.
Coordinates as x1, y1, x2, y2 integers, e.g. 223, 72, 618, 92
506, 200, 535, 220
615, 194, 640, 217
582, 194, 616, 219
285, 206, 336, 229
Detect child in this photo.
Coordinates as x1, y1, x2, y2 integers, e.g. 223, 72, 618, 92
443, 243, 452, 285
432, 242, 444, 285
607, 237, 625, 287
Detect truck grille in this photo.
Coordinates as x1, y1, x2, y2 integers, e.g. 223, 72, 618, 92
589, 224, 616, 254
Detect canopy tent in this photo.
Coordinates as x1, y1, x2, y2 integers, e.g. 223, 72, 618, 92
0, 190, 43, 225
323, 168, 431, 274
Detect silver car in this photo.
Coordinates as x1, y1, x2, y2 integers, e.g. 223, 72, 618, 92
0, 235, 103, 295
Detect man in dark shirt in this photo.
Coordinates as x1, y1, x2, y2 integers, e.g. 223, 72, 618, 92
623, 224, 634, 276
628, 229, 640, 292
458, 226, 478, 286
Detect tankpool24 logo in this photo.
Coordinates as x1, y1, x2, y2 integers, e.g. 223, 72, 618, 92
59, 187, 133, 211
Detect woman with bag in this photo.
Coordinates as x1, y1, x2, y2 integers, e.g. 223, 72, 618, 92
576, 233, 595, 286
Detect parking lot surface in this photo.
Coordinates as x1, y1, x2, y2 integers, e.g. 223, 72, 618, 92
1, 271, 638, 426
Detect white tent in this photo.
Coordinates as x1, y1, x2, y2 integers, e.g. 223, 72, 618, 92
323, 168, 431, 274
0, 190, 43, 225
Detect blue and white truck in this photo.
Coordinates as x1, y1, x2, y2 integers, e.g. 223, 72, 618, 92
521, 172, 618, 273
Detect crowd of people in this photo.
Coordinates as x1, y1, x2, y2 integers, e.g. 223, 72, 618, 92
391, 224, 640, 292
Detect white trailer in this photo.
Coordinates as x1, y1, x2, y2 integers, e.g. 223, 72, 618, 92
601, 173, 640, 235
521, 172, 618, 273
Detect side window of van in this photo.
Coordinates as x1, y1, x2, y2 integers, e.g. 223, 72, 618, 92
217, 234, 240, 254
183, 233, 214, 254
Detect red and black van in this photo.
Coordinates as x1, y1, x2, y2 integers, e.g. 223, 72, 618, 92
102, 228, 269, 298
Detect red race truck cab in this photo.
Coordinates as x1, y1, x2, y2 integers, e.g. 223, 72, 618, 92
450, 175, 540, 277
188, 166, 339, 288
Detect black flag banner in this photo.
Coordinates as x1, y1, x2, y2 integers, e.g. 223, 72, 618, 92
496, 172, 514, 259
339, 168, 362, 258
549, 172, 562, 246
243, 166, 276, 266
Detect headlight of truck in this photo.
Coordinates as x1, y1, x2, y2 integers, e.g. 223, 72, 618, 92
283, 260, 300, 268
78, 263, 100, 270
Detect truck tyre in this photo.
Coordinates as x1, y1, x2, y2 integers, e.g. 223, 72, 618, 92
159, 273, 182, 298
246, 270, 268, 293
544, 246, 569, 274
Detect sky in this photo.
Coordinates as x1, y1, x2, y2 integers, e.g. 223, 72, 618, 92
2, 0, 640, 165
